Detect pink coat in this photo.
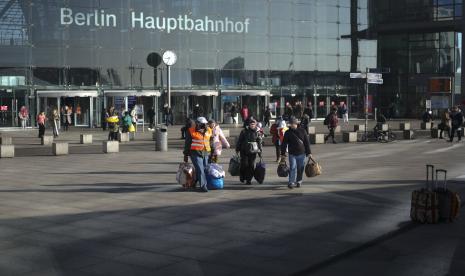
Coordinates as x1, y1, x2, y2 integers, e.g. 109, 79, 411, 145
212, 125, 230, 156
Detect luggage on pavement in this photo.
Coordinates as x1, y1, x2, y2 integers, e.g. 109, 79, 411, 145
434, 169, 461, 222
176, 162, 196, 189
206, 163, 225, 190
410, 164, 439, 224
305, 156, 322, 177
277, 159, 290, 178
228, 155, 241, 176
254, 158, 266, 184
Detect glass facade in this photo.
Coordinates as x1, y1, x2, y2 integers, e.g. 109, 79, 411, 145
373, 0, 464, 118
0, 0, 376, 127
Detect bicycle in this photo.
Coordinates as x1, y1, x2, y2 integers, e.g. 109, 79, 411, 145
360, 129, 397, 143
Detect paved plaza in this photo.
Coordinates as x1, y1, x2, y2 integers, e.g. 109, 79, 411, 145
0, 125, 464, 275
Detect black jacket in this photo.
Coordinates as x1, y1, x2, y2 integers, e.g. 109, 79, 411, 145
236, 128, 262, 154
451, 111, 463, 127
281, 128, 311, 156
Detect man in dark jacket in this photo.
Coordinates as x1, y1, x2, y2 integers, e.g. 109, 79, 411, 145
449, 106, 463, 142
236, 118, 262, 185
324, 109, 338, 144
281, 116, 311, 189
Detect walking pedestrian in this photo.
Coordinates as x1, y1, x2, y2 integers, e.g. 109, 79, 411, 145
130, 105, 138, 130
163, 104, 173, 126
18, 106, 28, 129
183, 117, 213, 192
324, 108, 338, 144
193, 104, 203, 119
236, 118, 262, 185
294, 102, 303, 119
263, 106, 271, 127
181, 118, 195, 139
300, 114, 310, 134
270, 118, 281, 162
281, 116, 312, 189
284, 102, 293, 120
37, 111, 47, 138
208, 119, 230, 163
449, 106, 463, 142
439, 110, 451, 139
122, 111, 132, 133
51, 108, 60, 138
107, 112, 119, 141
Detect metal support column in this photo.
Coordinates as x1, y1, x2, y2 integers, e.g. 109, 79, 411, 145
89, 96, 94, 128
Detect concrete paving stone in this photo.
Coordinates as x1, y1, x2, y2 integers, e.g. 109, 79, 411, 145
113, 236, 186, 253
0, 256, 39, 275
112, 250, 183, 270
166, 245, 222, 261
155, 259, 243, 276
80, 260, 154, 276
166, 222, 214, 235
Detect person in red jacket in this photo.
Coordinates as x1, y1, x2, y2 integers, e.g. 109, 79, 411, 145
240, 105, 249, 123
324, 108, 338, 144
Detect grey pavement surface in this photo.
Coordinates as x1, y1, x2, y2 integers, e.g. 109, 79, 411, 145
0, 125, 464, 276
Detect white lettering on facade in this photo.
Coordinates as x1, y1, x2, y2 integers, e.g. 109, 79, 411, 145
62, 8, 250, 33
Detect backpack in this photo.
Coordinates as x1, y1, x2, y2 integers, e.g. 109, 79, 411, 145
323, 114, 330, 126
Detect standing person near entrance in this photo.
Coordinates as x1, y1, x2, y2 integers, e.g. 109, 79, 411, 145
193, 104, 203, 119
294, 102, 303, 119
51, 108, 60, 138
240, 104, 249, 123
341, 103, 349, 126
300, 114, 310, 134
284, 103, 293, 120
64, 106, 72, 131
263, 106, 272, 127
270, 116, 283, 162
449, 106, 463, 142
208, 119, 230, 163
183, 117, 213, 192
147, 106, 155, 130
107, 111, 119, 141
324, 108, 338, 144
236, 118, 262, 185
230, 104, 238, 124
281, 116, 311, 189
122, 111, 133, 133
439, 110, 451, 139
303, 102, 313, 122
163, 104, 173, 126
130, 106, 138, 130
19, 106, 28, 129
37, 111, 47, 138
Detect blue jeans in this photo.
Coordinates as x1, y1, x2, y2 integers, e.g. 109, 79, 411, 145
191, 152, 209, 190
289, 154, 306, 184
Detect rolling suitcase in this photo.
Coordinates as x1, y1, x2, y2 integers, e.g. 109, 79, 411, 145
410, 164, 439, 224
435, 169, 461, 222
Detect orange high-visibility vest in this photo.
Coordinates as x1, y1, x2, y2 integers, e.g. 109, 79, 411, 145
189, 127, 212, 152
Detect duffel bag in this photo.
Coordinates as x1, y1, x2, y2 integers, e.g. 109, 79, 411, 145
254, 158, 266, 184
176, 163, 196, 189
207, 163, 225, 179
277, 160, 289, 178
207, 174, 224, 190
228, 155, 241, 176
305, 156, 322, 178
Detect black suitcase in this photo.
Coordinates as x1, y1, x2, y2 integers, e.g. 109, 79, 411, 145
254, 159, 266, 184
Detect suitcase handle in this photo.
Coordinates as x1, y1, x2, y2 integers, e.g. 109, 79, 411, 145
435, 169, 447, 190
426, 164, 434, 190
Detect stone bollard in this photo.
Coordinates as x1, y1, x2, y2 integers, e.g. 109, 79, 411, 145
334, 126, 341, 133
152, 131, 157, 141
41, 136, 54, 146
155, 128, 168, 151
52, 142, 69, 156
421, 122, 432, 130
343, 132, 357, 143
118, 132, 130, 142
307, 126, 316, 135
403, 130, 415, 140
0, 136, 12, 145
354, 125, 366, 132
309, 134, 325, 144
400, 122, 411, 131
80, 134, 93, 144
0, 145, 14, 158
103, 141, 119, 153
222, 129, 230, 138
431, 128, 440, 138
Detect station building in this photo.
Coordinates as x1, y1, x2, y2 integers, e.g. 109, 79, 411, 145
1, 0, 377, 127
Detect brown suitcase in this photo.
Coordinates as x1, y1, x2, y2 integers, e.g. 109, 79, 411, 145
435, 169, 461, 222
410, 165, 439, 224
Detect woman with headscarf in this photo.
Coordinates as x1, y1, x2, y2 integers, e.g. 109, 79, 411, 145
236, 118, 262, 185
208, 119, 230, 163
